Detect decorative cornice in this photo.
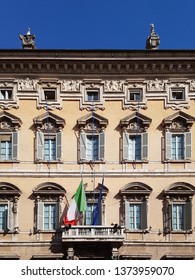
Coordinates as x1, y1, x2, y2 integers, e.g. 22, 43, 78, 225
0, 50, 195, 76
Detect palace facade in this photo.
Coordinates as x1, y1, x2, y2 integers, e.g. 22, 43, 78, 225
0, 28, 195, 260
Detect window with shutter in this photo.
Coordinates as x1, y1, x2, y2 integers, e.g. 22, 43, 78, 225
121, 183, 152, 232
163, 111, 194, 162
164, 183, 195, 233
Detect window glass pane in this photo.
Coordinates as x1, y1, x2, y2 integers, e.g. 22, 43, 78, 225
0, 90, 12, 100
171, 135, 184, 160
129, 204, 141, 229
0, 204, 8, 230
44, 137, 56, 160
128, 135, 141, 160
0, 140, 12, 160
172, 204, 184, 230
85, 203, 97, 225
86, 135, 99, 160
44, 204, 56, 230
86, 91, 99, 101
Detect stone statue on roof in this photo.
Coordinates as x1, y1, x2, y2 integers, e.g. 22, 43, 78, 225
146, 23, 160, 50
19, 28, 36, 49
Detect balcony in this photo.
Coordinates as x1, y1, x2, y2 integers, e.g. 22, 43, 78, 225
61, 225, 124, 242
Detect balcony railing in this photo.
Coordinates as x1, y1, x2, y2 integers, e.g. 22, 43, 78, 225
61, 225, 124, 242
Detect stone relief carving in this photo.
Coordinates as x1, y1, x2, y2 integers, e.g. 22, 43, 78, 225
189, 80, 195, 91
61, 80, 80, 91
104, 80, 123, 92
0, 121, 11, 129
147, 78, 165, 91
18, 78, 37, 91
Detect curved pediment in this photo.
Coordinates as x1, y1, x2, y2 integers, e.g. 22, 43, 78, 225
164, 182, 195, 195
0, 182, 21, 196
120, 182, 152, 195
33, 182, 66, 196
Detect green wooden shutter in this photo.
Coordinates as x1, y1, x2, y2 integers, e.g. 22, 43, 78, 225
36, 131, 44, 160
165, 132, 172, 160
141, 200, 147, 230
185, 132, 191, 160
123, 131, 129, 160
142, 132, 148, 160
7, 201, 13, 231
80, 131, 86, 160
56, 131, 62, 160
185, 200, 192, 231
37, 202, 44, 231
99, 132, 105, 160
12, 131, 18, 160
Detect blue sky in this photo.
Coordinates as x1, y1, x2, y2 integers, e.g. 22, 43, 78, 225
1, 0, 195, 50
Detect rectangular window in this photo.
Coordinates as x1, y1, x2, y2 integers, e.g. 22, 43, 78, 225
0, 133, 18, 161
129, 204, 141, 230
85, 203, 100, 225
36, 131, 62, 161
80, 132, 105, 162
44, 136, 56, 161
172, 204, 184, 230
0, 90, 12, 100
0, 204, 8, 230
129, 135, 141, 160
171, 134, 184, 160
171, 90, 185, 100
123, 132, 148, 161
86, 135, 99, 161
129, 90, 142, 101
43, 90, 56, 101
86, 90, 100, 102
0, 139, 12, 160
125, 200, 147, 230
44, 204, 56, 230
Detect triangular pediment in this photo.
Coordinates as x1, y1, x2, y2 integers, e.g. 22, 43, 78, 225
120, 112, 151, 128
34, 112, 65, 128
163, 111, 195, 126
77, 112, 108, 128
0, 111, 22, 128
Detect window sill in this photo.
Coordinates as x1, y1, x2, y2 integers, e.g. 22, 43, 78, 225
170, 230, 192, 234
35, 160, 63, 164
79, 160, 105, 164
122, 160, 148, 163
163, 160, 191, 163
0, 160, 20, 163
124, 229, 149, 233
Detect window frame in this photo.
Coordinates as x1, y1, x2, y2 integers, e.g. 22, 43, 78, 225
128, 89, 143, 102
0, 132, 18, 161
85, 89, 100, 102
0, 89, 13, 100
125, 200, 147, 231
37, 201, 60, 232
122, 131, 148, 162
165, 131, 191, 162
79, 131, 105, 163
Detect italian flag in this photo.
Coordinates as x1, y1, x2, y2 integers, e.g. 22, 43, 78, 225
64, 180, 87, 225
